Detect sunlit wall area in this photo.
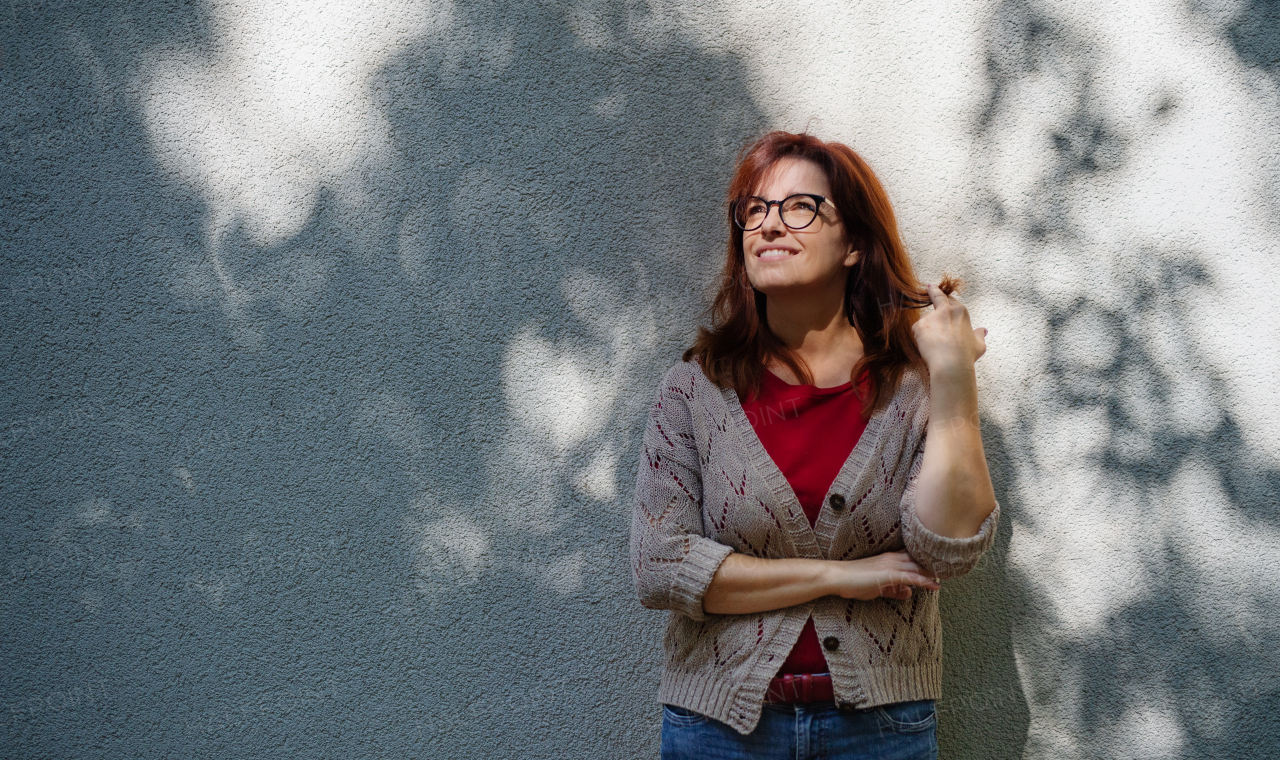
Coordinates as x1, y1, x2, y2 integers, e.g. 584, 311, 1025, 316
3, 0, 1276, 758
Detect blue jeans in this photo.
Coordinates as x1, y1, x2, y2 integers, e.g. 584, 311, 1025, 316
660, 699, 937, 760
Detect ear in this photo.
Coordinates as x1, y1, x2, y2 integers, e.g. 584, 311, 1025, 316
844, 246, 860, 267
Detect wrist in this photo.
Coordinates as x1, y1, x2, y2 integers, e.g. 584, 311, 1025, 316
924, 358, 977, 382
927, 362, 978, 406
813, 561, 840, 598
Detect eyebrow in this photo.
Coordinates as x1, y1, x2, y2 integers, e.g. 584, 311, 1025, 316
748, 190, 824, 198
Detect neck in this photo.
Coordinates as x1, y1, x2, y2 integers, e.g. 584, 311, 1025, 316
764, 281, 864, 387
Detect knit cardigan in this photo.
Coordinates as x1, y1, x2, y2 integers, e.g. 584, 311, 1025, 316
630, 360, 999, 735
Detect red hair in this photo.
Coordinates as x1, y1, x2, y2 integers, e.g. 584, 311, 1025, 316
682, 131, 958, 417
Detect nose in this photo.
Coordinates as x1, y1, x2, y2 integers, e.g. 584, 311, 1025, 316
758, 202, 787, 237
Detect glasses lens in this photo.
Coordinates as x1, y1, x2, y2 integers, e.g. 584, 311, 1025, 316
780, 196, 820, 229
735, 197, 768, 229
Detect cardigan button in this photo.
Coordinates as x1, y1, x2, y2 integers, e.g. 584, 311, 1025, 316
823, 636, 840, 652
828, 494, 846, 511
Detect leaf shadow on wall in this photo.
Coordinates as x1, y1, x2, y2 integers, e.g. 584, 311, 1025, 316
1227, 0, 1280, 82
1, 1, 769, 758
354, 1, 770, 756
968, 1, 1280, 757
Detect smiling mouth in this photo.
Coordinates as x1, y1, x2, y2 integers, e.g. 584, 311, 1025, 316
756, 248, 798, 260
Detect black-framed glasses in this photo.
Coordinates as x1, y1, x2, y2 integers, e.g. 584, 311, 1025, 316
732, 194, 835, 231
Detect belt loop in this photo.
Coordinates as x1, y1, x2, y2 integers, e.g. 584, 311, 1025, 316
801, 674, 812, 702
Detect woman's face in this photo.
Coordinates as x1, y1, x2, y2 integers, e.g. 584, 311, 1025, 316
741, 157, 857, 297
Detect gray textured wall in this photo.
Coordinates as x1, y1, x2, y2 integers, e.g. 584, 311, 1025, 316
3, 0, 1278, 758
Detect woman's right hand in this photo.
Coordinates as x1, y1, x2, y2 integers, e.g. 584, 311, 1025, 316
824, 551, 940, 601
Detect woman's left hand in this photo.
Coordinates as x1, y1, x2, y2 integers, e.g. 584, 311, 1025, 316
912, 283, 987, 374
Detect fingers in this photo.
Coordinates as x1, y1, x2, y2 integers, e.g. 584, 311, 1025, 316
925, 283, 969, 324
876, 581, 935, 600
851, 552, 942, 601
879, 552, 937, 581
973, 326, 988, 359
926, 282, 949, 311
875, 571, 940, 599
907, 572, 941, 591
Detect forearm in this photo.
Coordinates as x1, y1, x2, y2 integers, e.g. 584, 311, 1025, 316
702, 554, 834, 615
914, 365, 998, 538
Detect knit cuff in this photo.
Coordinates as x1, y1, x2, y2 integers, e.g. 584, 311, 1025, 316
902, 500, 1000, 579
668, 537, 734, 622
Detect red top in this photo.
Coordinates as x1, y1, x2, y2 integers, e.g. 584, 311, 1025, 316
739, 368, 868, 676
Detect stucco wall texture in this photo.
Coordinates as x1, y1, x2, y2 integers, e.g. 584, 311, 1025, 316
4, 0, 1278, 757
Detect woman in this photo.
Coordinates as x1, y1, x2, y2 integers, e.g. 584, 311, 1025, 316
630, 131, 1000, 759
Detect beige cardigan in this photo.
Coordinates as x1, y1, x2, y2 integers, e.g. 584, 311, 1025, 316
630, 360, 999, 734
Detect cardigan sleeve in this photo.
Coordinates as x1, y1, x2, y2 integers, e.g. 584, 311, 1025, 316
897, 390, 1000, 579
630, 364, 733, 621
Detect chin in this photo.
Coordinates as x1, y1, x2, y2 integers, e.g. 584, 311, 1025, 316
748, 268, 803, 292
751, 278, 809, 295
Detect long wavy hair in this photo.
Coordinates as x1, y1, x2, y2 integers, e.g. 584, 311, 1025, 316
683, 131, 957, 417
